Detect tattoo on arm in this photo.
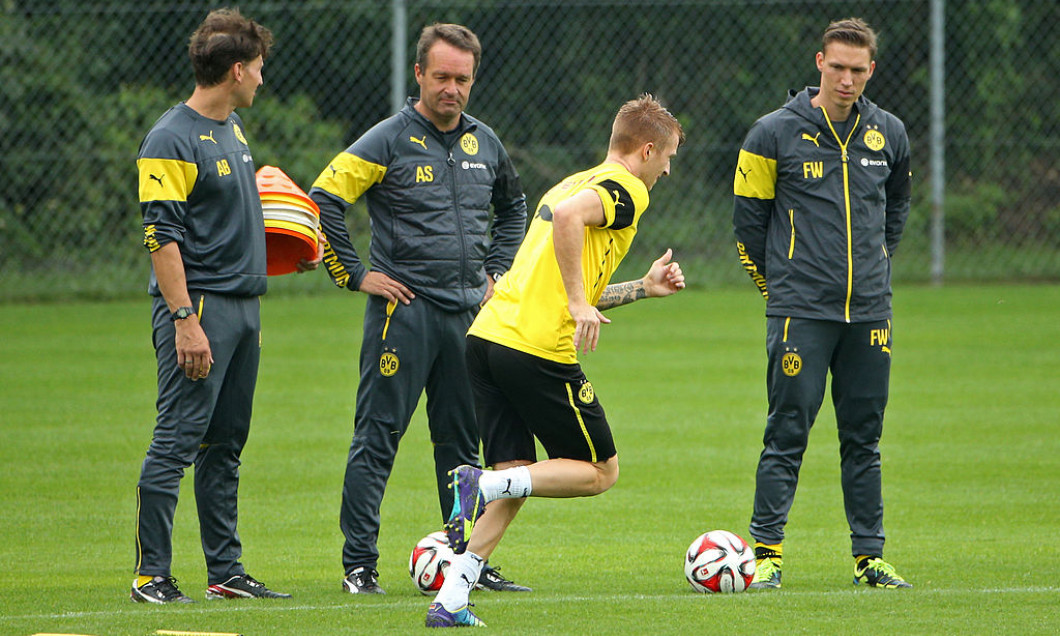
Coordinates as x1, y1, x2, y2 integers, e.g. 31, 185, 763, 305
597, 280, 646, 310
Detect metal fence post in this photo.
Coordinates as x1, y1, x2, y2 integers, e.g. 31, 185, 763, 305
930, 0, 946, 285
391, 0, 407, 115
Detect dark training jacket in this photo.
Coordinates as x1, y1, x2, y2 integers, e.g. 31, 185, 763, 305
138, 104, 267, 298
309, 99, 527, 313
733, 87, 911, 323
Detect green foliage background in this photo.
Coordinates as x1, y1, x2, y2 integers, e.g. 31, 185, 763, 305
1, 0, 1058, 302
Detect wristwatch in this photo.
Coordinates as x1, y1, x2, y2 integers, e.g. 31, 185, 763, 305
491, 271, 504, 282
170, 306, 196, 321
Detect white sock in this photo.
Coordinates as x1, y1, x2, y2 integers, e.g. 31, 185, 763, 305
434, 551, 484, 611
479, 465, 532, 503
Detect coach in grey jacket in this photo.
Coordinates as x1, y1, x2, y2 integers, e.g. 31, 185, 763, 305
732, 17, 913, 589
308, 23, 527, 595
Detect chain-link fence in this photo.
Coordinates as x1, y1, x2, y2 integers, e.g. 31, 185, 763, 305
2, 0, 1057, 301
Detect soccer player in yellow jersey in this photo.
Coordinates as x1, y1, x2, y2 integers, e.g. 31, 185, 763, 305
425, 94, 686, 628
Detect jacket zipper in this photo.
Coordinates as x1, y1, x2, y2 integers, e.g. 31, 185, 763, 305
787, 209, 795, 259
820, 108, 861, 323
446, 147, 467, 303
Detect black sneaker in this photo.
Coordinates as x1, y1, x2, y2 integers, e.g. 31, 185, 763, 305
131, 576, 194, 604
343, 566, 385, 594
206, 573, 292, 599
476, 564, 531, 592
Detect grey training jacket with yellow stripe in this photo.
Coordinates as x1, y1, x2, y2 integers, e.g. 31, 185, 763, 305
137, 103, 267, 298
309, 98, 527, 313
733, 87, 911, 323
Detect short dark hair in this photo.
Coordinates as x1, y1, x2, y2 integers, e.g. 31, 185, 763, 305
822, 17, 878, 59
416, 23, 482, 76
188, 8, 274, 87
609, 94, 685, 155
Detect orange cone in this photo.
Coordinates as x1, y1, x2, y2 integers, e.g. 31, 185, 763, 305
256, 166, 319, 276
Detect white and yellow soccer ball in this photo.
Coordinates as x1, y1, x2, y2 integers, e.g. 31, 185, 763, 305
684, 529, 756, 593
409, 531, 455, 595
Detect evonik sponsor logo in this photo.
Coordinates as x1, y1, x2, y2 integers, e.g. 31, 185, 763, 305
461, 160, 487, 170
860, 157, 889, 167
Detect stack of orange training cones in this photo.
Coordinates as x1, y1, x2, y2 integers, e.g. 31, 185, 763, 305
256, 165, 320, 276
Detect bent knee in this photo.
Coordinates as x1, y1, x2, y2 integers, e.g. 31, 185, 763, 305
594, 455, 619, 494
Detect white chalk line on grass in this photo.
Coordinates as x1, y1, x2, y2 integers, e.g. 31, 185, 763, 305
5, 585, 1058, 623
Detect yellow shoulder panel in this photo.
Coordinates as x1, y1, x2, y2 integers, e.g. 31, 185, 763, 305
312, 152, 388, 204
138, 158, 198, 202
733, 149, 777, 200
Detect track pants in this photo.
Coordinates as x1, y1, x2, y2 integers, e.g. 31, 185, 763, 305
135, 293, 260, 584
750, 316, 892, 557
340, 295, 480, 573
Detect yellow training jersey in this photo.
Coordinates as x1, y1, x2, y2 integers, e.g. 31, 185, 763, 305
469, 162, 649, 364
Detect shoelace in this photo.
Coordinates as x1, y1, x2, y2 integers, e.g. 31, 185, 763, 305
756, 558, 780, 578
241, 575, 264, 588
155, 576, 183, 600
864, 558, 902, 579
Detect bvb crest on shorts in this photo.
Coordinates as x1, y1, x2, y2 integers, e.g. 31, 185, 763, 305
577, 381, 595, 404
781, 350, 802, 377
379, 348, 400, 377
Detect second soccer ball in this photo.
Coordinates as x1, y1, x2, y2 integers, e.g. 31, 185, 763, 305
684, 529, 755, 593
409, 531, 455, 595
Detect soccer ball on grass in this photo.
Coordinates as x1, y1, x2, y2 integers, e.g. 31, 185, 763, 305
409, 531, 455, 595
684, 529, 755, 593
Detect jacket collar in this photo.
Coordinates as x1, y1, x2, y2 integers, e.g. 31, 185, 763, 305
403, 97, 478, 140
783, 86, 878, 124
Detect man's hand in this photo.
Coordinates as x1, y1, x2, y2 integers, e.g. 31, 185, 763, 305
296, 230, 325, 273
643, 248, 685, 298
570, 299, 611, 354
175, 317, 213, 380
359, 271, 415, 305
480, 274, 497, 307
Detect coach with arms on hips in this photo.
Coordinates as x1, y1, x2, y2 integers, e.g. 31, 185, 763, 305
733, 17, 913, 590
308, 23, 528, 595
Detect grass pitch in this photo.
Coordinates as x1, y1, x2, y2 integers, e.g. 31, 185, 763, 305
1, 284, 1057, 634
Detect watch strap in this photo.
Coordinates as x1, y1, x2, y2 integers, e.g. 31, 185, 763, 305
170, 306, 196, 321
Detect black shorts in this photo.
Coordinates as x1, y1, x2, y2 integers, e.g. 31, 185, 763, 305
466, 335, 617, 466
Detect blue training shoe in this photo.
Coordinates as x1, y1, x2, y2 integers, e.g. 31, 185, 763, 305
426, 602, 487, 628
444, 465, 485, 554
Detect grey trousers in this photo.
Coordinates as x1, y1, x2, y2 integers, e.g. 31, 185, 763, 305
750, 316, 892, 557
135, 293, 260, 584
340, 295, 480, 573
